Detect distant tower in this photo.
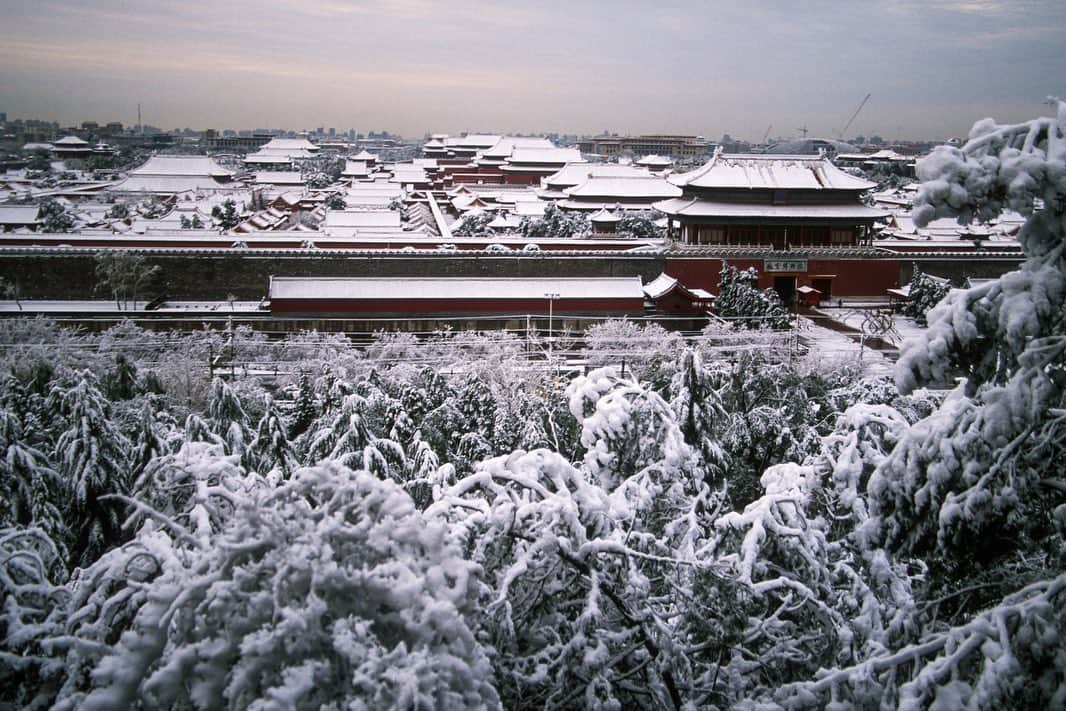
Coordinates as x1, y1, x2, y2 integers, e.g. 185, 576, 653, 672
137, 103, 142, 135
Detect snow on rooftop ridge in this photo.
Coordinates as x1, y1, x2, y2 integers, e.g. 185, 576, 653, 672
262, 137, 319, 151
642, 272, 679, 299
507, 147, 585, 165
130, 154, 233, 178
544, 163, 652, 187
565, 175, 682, 199
636, 154, 673, 165
479, 136, 557, 160
53, 135, 90, 146
322, 210, 402, 228
652, 198, 888, 220
269, 276, 645, 301
670, 152, 877, 191
0, 205, 41, 224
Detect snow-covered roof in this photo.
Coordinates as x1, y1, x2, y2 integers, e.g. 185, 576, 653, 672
487, 214, 523, 229
0, 205, 40, 225
765, 138, 859, 155
514, 201, 546, 217
254, 171, 304, 185
506, 147, 585, 165
479, 136, 556, 160
670, 153, 877, 191
128, 155, 233, 178
343, 160, 369, 176
836, 149, 911, 162
322, 210, 402, 228
388, 167, 429, 184
543, 163, 652, 189
53, 135, 90, 146
652, 198, 889, 220
451, 134, 501, 148
590, 207, 622, 223
269, 276, 644, 302
22, 142, 54, 152
352, 150, 378, 161
262, 137, 319, 152
643, 273, 680, 299
565, 176, 682, 199
635, 154, 673, 166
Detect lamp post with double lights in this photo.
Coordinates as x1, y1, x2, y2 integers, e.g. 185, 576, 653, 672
544, 292, 560, 364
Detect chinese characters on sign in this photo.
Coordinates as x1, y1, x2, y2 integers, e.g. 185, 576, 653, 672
764, 258, 808, 272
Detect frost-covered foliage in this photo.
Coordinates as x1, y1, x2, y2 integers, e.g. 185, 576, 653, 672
74, 463, 498, 709
1, 169, 1063, 711
872, 102, 1066, 568
519, 202, 590, 238
615, 210, 665, 239
47, 372, 132, 566
452, 210, 496, 237
901, 267, 951, 326
771, 102, 1066, 709
584, 319, 684, 387
714, 264, 792, 329
38, 199, 75, 233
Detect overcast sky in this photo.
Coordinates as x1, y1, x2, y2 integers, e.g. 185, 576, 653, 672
1, 0, 1064, 141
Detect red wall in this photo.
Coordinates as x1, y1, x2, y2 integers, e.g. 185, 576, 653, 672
664, 256, 901, 297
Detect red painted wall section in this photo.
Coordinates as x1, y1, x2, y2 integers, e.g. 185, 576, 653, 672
663, 257, 902, 297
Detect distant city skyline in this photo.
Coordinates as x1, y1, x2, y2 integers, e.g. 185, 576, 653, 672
2, 0, 1064, 142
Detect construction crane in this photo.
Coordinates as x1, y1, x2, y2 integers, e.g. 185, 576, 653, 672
839, 93, 871, 141
796, 125, 809, 139
761, 124, 773, 144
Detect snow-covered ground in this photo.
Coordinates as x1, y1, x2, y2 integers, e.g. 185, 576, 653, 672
815, 303, 926, 349
795, 315, 897, 378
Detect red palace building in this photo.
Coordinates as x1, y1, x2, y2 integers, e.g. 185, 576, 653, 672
654, 151, 892, 302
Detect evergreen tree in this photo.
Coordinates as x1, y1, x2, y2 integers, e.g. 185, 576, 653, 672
103, 353, 137, 400
289, 369, 317, 438
249, 395, 295, 478
38, 199, 75, 232
211, 199, 240, 229
901, 266, 951, 325
206, 378, 252, 459
46, 373, 131, 567
713, 264, 792, 330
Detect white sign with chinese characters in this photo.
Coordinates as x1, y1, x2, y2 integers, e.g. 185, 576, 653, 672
764, 258, 808, 273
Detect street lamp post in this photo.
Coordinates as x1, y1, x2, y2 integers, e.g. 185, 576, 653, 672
545, 292, 559, 364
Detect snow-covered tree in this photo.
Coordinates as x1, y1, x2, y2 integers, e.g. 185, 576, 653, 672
103, 353, 137, 400
205, 378, 252, 459
300, 393, 404, 478
615, 210, 665, 239
452, 210, 495, 237
584, 319, 684, 389
93, 252, 161, 310
772, 100, 1066, 709
714, 264, 792, 330
79, 462, 498, 709
901, 266, 951, 326
869, 101, 1066, 575
38, 199, 75, 233
0, 408, 63, 543
211, 199, 240, 229
46, 373, 131, 567
248, 395, 296, 478
519, 202, 590, 238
